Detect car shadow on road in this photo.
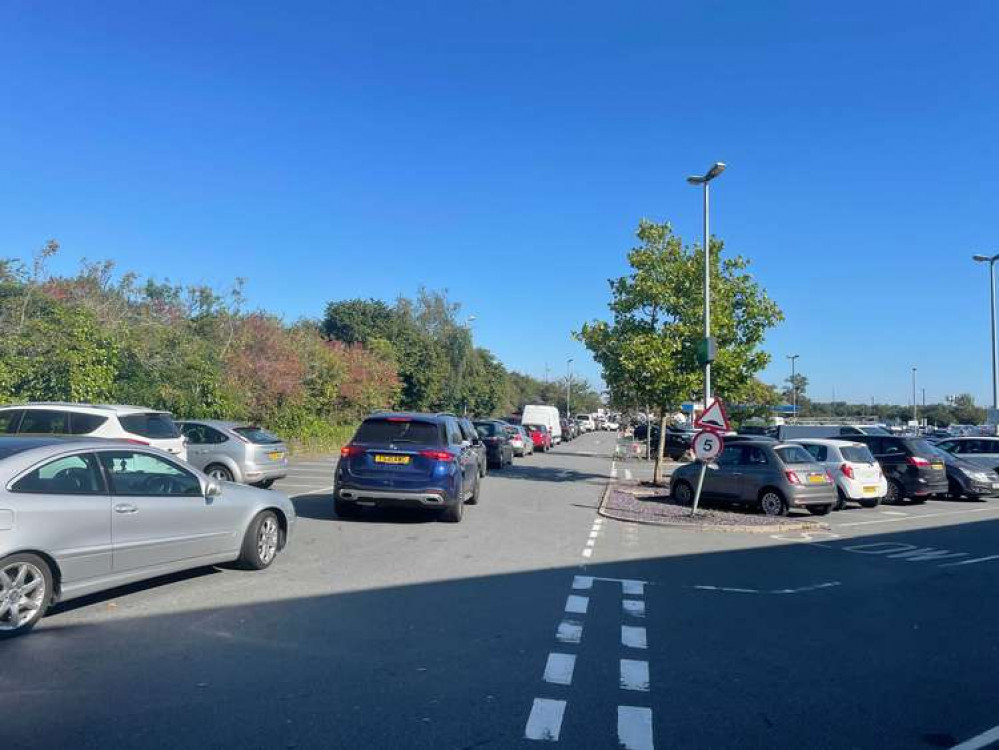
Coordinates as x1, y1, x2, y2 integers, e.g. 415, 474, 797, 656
291, 492, 439, 523
490, 464, 608, 484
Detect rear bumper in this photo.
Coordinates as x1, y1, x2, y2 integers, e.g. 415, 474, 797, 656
335, 485, 454, 508
243, 463, 289, 483
906, 478, 949, 496
788, 485, 838, 507
839, 477, 889, 500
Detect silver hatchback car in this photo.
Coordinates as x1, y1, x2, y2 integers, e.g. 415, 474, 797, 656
670, 440, 837, 516
0, 436, 296, 638
178, 420, 289, 487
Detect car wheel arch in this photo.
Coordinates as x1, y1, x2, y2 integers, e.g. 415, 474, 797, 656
259, 507, 289, 549
3, 548, 62, 600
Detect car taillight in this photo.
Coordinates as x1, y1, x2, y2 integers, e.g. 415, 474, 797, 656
825, 470, 834, 483
841, 462, 854, 479
907, 456, 930, 467
124, 438, 150, 446
340, 444, 365, 458
419, 449, 453, 462
785, 470, 802, 485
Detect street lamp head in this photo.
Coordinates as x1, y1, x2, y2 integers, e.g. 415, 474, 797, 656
974, 254, 991, 262
706, 162, 727, 181
686, 175, 705, 185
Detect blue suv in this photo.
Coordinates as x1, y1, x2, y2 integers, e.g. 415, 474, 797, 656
334, 412, 481, 522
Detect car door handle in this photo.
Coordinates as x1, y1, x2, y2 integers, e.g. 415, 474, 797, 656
114, 503, 138, 514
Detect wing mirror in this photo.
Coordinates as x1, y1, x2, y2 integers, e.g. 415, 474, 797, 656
205, 479, 223, 498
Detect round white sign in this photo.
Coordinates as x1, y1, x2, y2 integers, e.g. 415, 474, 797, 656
692, 430, 724, 462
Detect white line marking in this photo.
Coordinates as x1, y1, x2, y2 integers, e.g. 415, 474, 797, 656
694, 581, 841, 595
585, 539, 596, 548
297, 485, 335, 495
277, 483, 327, 489
837, 506, 998, 527
287, 461, 334, 467
611, 463, 618, 479
879, 510, 908, 516
565, 595, 589, 614
622, 625, 647, 649
940, 554, 999, 568
572, 576, 594, 590
525, 698, 566, 741
620, 659, 650, 691
623, 599, 646, 618
543, 653, 576, 685
625, 468, 633, 480
950, 723, 999, 750
556, 620, 583, 644
622, 580, 645, 596
581, 548, 593, 558
618, 706, 654, 749
588, 530, 600, 540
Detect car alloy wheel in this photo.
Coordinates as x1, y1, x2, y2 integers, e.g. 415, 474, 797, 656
0, 561, 46, 633
760, 491, 787, 517
885, 481, 901, 505
208, 465, 233, 482
673, 481, 693, 506
257, 516, 280, 565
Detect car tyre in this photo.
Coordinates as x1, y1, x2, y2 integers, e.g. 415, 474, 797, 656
834, 488, 848, 511
0, 553, 53, 639
237, 511, 282, 570
884, 480, 903, 505
859, 497, 881, 509
808, 504, 833, 516
948, 480, 963, 500
254, 479, 276, 489
334, 498, 361, 518
206, 464, 234, 482
672, 480, 694, 506
467, 474, 481, 505
440, 496, 464, 523
759, 489, 789, 517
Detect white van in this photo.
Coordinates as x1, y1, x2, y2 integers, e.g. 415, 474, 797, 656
522, 404, 562, 445
576, 414, 596, 432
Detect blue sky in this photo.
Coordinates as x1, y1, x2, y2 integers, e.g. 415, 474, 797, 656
2, 1, 998, 406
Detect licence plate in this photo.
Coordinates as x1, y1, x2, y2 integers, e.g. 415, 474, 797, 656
268, 451, 284, 461
374, 454, 410, 465
863, 485, 877, 494
807, 474, 825, 484
993, 483, 999, 490
932, 463, 944, 471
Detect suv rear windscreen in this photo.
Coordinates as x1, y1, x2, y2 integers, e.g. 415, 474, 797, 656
233, 426, 283, 445
474, 422, 504, 438
776, 446, 814, 465
841, 445, 875, 463
118, 413, 181, 439
355, 418, 441, 445
905, 439, 938, 458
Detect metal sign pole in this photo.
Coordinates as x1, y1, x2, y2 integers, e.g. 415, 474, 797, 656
691, 461, 707, 516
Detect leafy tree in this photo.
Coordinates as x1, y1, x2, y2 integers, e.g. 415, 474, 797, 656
577, 220, 783, 481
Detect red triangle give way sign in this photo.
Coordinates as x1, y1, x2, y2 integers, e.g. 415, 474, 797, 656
694, 398, 730, 432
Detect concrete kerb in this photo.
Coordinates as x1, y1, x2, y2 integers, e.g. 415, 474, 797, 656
598, 468, 829, 534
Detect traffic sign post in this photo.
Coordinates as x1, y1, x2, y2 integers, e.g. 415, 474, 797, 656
690, 398, 729, 516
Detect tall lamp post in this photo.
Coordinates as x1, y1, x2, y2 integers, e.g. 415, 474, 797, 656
566, 358, 574, 418
912, 367, 918, 432
973, 254, 999, 421
787, 354, 800, 420
686, 162, 727, 405
686, 162, 726, 514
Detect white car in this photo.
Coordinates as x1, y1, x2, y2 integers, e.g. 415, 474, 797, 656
790, 438, 887, 509
576, 415, 596, 432
0, 403, 188, 461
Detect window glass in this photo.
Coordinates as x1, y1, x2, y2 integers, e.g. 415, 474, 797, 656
775, 446, 815, 464
803, 444, 827, 462
746, 446, 769, 465
180, 423, 209, 444
717, 446, 743, 466
881, 441, 906, 456
69, 413, 108, 435
99, 451, 202, 497
118, 413, 181, 439
19, 410, 69, 434
474, 421, 503, 437
355, 418, 442, 445
446, 420, 463, 445
12, 453, 104, 495
841, 445, 875, 463
937, 441, 956, 454
0, 409, 24, 433
232, 426, 280, 444
905, 439, 937, 457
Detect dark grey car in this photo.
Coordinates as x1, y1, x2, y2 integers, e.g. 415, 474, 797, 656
178, 420, 289, 488
670, 441, 837, 516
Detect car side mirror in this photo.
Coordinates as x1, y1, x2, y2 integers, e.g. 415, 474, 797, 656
205, 479, 223, 498
461, 439, 471, 449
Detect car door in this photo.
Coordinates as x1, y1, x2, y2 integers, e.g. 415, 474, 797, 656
448, 419, 476, 495
99, 449, 239, 572
737, 445, 773, 501
6, 451, 112, 584
179, 423, 211, 471
708, 445, 745, 499
964, 439, 999, 472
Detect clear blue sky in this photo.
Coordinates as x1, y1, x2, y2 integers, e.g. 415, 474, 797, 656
2, 1, 998, 406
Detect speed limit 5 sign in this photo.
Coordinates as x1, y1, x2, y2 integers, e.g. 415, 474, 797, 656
692, 430, 724, 462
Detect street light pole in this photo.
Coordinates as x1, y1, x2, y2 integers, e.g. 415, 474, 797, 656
686, 162, 726, 515
973, 254, 999, 418
566, 358, 574, 418
786, 354, 800, 421
912, 367, 918, 432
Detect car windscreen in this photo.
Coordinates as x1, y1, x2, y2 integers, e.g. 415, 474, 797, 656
232, 426, 283, 445
474, 422, 503, 437
355, 418, 441, 445
118, 412, 181, 439
859, 426, 891, 435
525, 423, 547, 433
841, 445, 875, 463
776, 446, 815, 465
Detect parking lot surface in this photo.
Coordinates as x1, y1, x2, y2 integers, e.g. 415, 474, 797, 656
6, 432, 999, 749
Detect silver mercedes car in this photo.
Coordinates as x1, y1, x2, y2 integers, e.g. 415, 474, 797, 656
0, 436, 296, 638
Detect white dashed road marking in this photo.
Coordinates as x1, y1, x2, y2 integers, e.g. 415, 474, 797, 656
543, 653, 576, 686
623, 599, 646, 618
621, 625, 647, 649
525, 698, 567, 741
565, 595, 589, 614
618, 706, 654, 750
624, 468, 633, 480
572, 576, 593, 590
620, 659, 650, 691
556, 620, 583, 644
951, 723, 999, 750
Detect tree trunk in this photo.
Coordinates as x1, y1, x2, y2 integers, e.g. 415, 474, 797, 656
652, 411, 669, 484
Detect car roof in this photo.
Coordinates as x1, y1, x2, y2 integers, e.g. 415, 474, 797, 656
178, 419, 248, 429
789, 438, 864, 447
0, 402, 170, 416
365, 412, 451, 422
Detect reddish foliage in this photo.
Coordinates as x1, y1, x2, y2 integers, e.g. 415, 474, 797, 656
225, 315, 306, 414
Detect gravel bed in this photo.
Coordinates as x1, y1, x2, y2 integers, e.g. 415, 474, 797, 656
600, 486, 828, 533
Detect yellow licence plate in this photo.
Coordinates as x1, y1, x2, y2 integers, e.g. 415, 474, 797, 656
863, 485, 877, 494
932, 463, 944, 471
268, 451, 284, 461
808, 474, 825, 484
374, 454, 410, 465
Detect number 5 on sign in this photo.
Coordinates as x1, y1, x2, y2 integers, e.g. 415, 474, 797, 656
693, 430, 724, 462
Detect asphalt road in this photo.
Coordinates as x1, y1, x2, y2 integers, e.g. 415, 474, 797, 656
5, 432, 999, 749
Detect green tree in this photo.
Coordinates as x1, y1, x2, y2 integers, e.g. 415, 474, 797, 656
577, 220, 783, 482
